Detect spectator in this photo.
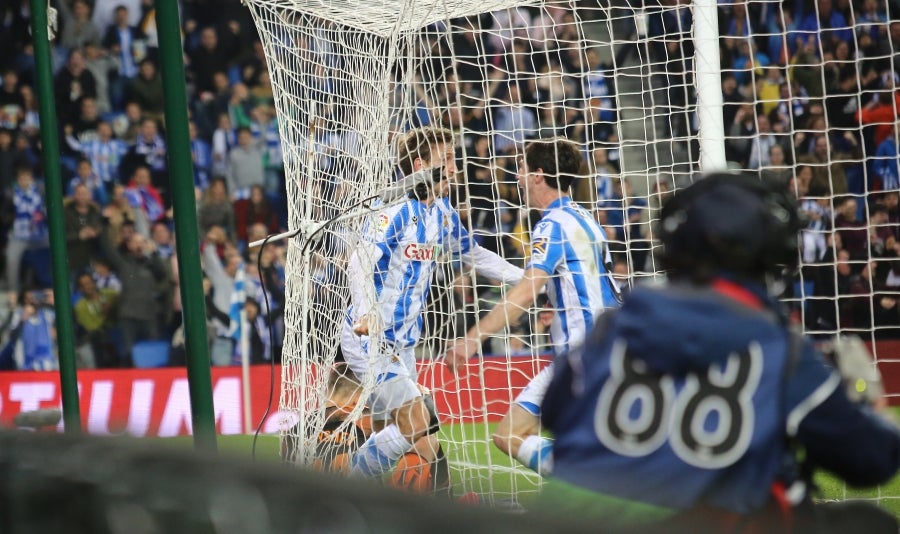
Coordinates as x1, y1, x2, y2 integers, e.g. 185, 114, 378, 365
596, 178, 649, 251
873, 124, 900, 191
0, 70, 25, 131
6, 166, 48, 294
126, 58, 165, 123
7, 290, 57, 371
800, 183, 833, 264
0, 128, 17, 195
757, 66, 784, 116
63, 96, 102, 160
194, 70, 232, 136
798, 0, 853, 52
100, 4, 145, 87
188, 27, 232, 95
187, 120, 212, 191
124, 118, 168, 202
855, 76, 900, 148
211, 112, 235, 177
112, 100, 144, 144
761, 144, 793, 191
869, 204, 895, 260
241, 297, 271, 364
720, 73, 742, 128
102, 183, 146, 244
835, 195, 868, 259
798, 132, 861, 196
59, 0, 102, 51
747, 114, 789, 170
79, 121, 128, 189
201, 225, 242, 365
64, 183, 103, 278
124, 165, 165, 224
68, 158, 109, 206
81, 42, 118, 115
73, 272, 118, 369
93, 0, 142, 36
725, 101, 756, 167
227, 82, 254, 128
149, 220, 174, 259
249, 69, 274, 108
198, 176, 236, 239
136, 0, 160, 60
765, 3, 800, 64
234, 184, 278, 246
91, 256, 122, 294
225, 126, 264, 199
493, 84, 537, 155
53, 49, 97, 126
98, 224, 167, 367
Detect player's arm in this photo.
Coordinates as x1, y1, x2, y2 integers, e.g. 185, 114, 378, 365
459, 244, 524, 284
347, 239, 384, 335
440, 197, 524, 284
444, 266, 551, 373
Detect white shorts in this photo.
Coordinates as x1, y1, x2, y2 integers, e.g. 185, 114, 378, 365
514, 362, 554, 416
339, 318, 420, 421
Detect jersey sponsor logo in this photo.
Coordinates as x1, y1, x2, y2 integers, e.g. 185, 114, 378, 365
403, 243, 437, 261
532, 237, 549, 257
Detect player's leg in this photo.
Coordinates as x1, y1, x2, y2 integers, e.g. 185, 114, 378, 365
350, 383, 427, 477
394, 394, 451, 495
493, 364, 554, 475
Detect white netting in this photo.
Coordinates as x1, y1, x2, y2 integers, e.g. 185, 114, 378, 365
244, 0, 900, 506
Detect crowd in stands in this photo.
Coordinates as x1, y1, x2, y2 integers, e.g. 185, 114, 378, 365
0, 0, 899, 370
0, 0, 287, 370
710, 0, 900, 339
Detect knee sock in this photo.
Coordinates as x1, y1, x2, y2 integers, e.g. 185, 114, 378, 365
350, 423, 412, 477
516, 435, 553, 475
431, 443, 451, 495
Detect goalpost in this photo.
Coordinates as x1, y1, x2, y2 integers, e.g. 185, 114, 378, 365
242, 0, 900, 506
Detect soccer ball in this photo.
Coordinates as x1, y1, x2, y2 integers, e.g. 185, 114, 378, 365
390, 453, 433, 493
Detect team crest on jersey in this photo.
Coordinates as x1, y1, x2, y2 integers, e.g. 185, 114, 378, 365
532, 237, 549, 257
404, 243, 437, 261
377, 213, 390, 229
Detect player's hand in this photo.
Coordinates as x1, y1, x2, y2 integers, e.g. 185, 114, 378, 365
444, 337, 479, 374
352, 315, 370, 335
352, 313, 381, 336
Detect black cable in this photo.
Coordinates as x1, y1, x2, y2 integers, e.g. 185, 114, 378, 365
250, 194, 381, 461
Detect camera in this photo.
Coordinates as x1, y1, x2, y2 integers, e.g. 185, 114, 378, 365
819, 335, 884, 405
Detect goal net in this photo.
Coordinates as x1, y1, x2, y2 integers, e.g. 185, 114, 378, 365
242, 0, 900, 506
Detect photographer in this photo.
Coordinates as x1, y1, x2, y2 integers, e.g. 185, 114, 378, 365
541, 174, 900, 532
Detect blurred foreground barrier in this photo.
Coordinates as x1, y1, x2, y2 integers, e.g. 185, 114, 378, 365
0, 430, 608, 534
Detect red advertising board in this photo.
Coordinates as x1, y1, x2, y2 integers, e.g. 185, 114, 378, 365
0, 357, 550, 436
3, 340, 895, 437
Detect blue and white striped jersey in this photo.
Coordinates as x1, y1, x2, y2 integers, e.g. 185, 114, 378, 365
800, 198, 830, 233
354, 196, 473, 350
527, 197, 618, 355
80, 138, 128, 185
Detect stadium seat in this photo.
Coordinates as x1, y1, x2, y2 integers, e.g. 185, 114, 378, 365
131, 341, 171, 368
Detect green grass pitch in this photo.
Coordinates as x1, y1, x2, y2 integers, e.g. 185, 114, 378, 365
173, 421, 900, 515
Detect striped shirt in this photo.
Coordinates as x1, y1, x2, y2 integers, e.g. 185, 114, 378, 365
526, 196, 619, 355
79, 138, 128, 185
191, 138, 212, 190
355, 196, 473, 350
12, 183, 48, 242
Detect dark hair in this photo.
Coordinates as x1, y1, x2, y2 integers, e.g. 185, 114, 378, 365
395, 127, 455, 176
523, 137, 586, 191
